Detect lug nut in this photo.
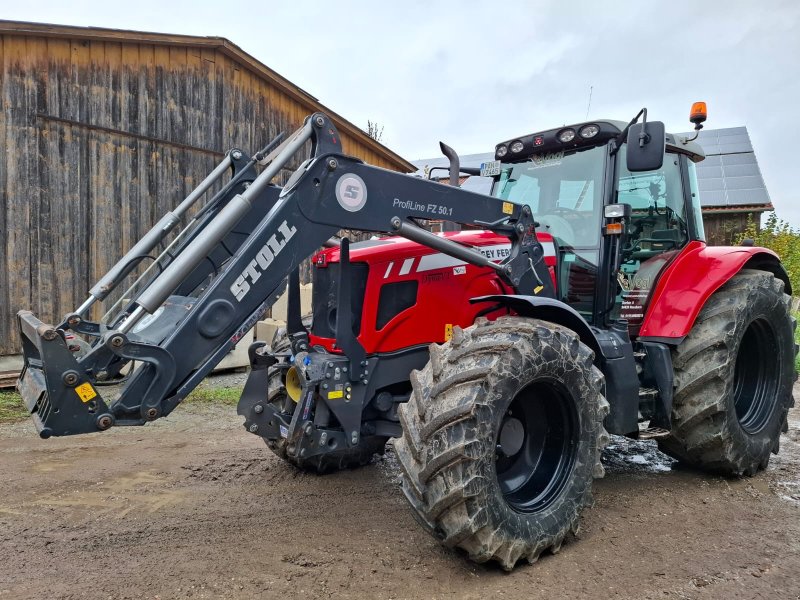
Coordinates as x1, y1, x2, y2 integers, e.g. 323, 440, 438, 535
249, 423, 259, 433
254, 404, 264, 414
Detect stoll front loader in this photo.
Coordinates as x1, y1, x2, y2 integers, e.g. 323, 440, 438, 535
17, 104, 795, 569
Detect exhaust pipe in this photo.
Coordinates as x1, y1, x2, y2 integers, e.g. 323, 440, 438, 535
439, 142, 461, 233
439, 141, 461, 188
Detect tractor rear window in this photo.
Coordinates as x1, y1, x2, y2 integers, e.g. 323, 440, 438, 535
376, 281, 418, 330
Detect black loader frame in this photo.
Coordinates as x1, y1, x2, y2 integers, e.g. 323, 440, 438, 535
17, 112, 562, 441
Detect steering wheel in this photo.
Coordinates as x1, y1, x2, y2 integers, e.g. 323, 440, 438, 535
548, 206, 583, 219
536, 214, 576, 246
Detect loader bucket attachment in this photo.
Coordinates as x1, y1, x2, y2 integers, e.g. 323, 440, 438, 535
17, 311, 111, 438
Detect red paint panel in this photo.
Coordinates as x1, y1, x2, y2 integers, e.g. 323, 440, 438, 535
638, 241, 781, 339
310, 231, 557, 354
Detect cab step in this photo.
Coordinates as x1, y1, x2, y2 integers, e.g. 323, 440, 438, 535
638, 424, 670, 440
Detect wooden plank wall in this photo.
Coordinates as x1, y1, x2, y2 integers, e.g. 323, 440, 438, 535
0, 34, 402, 356
702, 212, 758, 246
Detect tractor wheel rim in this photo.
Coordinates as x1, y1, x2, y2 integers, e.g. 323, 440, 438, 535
494, 379, 579, 514
733, 318, 780, 434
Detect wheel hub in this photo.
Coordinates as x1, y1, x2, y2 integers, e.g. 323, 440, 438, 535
494, 381, 578, 514
498, 417, 525, 457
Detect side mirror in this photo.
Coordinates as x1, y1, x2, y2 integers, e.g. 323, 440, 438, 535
626, 121, 665, 172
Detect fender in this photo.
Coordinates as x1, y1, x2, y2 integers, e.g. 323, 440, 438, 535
638, 241, 790, 341
472, 295, 602, 359
473, 294, 640, 435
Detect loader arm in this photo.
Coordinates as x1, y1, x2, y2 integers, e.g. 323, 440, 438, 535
17, 112, 552, 438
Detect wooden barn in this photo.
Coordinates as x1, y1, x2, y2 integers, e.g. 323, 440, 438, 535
0, 20, 414, 364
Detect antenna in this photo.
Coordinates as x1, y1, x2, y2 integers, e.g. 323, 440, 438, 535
585, 85, 593, 120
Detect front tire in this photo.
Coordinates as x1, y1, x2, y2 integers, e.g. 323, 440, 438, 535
395, 316, 609, 570
659, 270, 795, 475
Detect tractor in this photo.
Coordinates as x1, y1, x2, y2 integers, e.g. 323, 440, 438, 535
17, 103, 795, 570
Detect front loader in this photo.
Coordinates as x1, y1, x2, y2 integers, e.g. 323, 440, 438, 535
17, 104, 795, 570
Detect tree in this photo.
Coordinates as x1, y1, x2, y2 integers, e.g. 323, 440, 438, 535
365, 120, 384, 143
738, 212, 800, 294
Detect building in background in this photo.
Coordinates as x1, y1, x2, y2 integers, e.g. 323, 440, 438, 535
686, 126, 772, 243
413, 126, 772, 242
0, 20, 414, 363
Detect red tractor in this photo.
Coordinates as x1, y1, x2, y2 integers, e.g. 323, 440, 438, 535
17, 104, 795, 570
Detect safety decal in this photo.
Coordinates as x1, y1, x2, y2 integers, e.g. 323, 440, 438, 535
453, 265, 466, 275
327, 389, 344, 400
74, 382, 97, 403
444, 324, 453, 342
502, 201, 514, 215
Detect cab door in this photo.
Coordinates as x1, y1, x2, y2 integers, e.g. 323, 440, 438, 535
613, 151, 696, 334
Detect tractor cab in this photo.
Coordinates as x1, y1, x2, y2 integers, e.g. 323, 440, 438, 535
486, 107, 706, 333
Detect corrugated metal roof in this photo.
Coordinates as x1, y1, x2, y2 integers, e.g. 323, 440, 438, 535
412, 126, 771, 211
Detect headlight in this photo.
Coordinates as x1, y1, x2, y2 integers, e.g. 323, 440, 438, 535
496, 145, 508, 158
580, 124, 600, 139
510, 141, 524, 153
558, 129, 576, 143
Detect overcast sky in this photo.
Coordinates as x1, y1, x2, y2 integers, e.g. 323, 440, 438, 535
5, 0, 800, 224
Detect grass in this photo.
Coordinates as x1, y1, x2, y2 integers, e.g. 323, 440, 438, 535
0, 382, 242, 425
184, 385, 243, 406
0, 390, 27, 423
795, 312, 800, 372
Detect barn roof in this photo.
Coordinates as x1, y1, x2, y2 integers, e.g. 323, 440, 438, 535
677, 126, 771, 211
0, 19, 416, 173
412, 125, 773, 213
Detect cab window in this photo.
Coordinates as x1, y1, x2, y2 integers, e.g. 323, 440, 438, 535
617, 151, 688, 263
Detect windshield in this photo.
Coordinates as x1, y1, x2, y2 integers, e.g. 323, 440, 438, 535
490, 145, 607, 248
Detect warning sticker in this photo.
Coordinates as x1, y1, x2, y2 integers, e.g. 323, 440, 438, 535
327, 390, 344, 399
74, 382, 97, 403
444, 324, 453, 342
502, 201, 514, 215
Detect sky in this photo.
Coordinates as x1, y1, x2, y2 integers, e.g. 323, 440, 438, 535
4, 0, 800, 224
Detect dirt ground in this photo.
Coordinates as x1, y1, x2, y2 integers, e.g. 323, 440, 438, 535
1, 380, 799, 600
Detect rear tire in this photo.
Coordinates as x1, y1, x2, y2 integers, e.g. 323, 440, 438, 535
395, 316, 609, 570
659, 270, 795, 475
264, 327, 387, 474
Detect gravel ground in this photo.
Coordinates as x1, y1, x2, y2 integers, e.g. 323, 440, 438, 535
0, 377, 798, 599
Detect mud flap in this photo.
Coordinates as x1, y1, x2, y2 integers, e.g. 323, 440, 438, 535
17, 311, 112, 438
